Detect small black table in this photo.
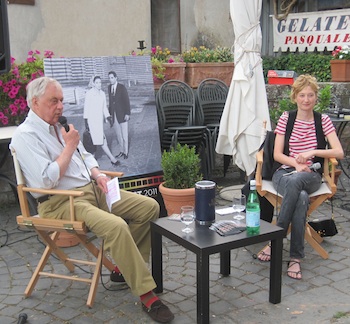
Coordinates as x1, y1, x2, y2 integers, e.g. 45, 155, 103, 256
151, 216, 284, 324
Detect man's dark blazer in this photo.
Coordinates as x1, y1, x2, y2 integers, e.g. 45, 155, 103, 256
108, 83, 131, 125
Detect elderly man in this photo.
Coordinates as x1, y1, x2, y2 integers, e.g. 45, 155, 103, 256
10, 76, 174, 323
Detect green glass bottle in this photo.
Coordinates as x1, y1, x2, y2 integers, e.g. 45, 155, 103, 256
246, 180, 260, 235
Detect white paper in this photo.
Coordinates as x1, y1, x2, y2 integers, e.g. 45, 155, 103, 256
167, 214, 181, 221
215, 207, 234, 215
106, 177, 121, 212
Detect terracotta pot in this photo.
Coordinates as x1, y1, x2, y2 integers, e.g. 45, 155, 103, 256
330, 60, 350, 82
159, 182, 195, 216
153, 62, 187, 89
185, 62, 234, 88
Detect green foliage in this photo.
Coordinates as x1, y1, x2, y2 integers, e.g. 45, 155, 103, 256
182, 46, 233, 63
333, 311, 350, 319
315, 84, 332, 113
161, 144, 203, 189
151, 58, 166, 81
262, 53, 332, 83
269, 85, 332, 124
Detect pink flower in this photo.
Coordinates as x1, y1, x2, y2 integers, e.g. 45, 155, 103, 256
10, 104, 18, 115
151, 47, 157, 55
1, 116, 9, 125
8, 91, 17, 99
20, 101, 27, 109
44, 50, 54, 58
0, 49, 55, 126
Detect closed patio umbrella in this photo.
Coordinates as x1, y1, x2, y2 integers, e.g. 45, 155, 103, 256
216, 0, 271, 176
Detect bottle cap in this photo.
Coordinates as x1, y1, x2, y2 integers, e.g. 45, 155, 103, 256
250, 180, 256, 186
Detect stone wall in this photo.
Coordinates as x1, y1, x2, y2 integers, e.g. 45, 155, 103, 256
1, 82, 349, 204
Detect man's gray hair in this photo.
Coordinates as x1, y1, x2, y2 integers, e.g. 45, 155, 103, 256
26, 77, 61, 108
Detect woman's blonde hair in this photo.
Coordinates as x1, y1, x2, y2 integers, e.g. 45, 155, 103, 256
290, 74, 319, 103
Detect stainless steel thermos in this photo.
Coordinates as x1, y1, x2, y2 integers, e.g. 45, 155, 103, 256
195, 180, 216, 225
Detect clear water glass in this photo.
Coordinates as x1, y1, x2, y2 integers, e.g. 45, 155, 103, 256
180, 205, 195, 233
232, 194, 246, 220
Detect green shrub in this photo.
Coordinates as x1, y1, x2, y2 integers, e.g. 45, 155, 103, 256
161, 144, 203, 189
263, 53, 332, 83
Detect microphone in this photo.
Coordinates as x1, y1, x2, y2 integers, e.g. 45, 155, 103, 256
17, 313, 27, 324
58, 115, 81, 154
58, 115, 69, 132
283, 162, 321, 176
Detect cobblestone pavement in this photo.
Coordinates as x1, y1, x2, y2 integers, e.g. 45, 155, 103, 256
1, 168, 350, 323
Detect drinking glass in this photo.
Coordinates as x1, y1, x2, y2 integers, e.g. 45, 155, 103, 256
232, 194, 246, 220
180, 205, 195, 233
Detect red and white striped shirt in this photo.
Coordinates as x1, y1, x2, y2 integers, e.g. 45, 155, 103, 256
275, 111, 335, 166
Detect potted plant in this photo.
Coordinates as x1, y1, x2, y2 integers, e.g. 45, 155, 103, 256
182, 46, 234, 88
330, 45, 350, 82
159, 143, 203, 215
130, 46, 186, 89
0, 50, 54, 127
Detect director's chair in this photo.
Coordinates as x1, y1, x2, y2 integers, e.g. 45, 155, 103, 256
12, 148, 123, 307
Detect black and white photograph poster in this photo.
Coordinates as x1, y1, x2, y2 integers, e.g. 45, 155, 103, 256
43, 56, 163, 194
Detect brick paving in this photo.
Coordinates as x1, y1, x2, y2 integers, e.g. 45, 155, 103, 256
1, 167, 350, 323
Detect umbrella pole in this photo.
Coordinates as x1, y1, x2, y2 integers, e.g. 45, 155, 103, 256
223, 154, 232, 176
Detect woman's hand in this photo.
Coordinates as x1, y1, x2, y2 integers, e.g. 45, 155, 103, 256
294, 151, 314, 164
295, 163, 312, 173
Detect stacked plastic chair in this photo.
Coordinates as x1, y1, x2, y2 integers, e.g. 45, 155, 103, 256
156, 80, 211, 178
196, 78, 229, 173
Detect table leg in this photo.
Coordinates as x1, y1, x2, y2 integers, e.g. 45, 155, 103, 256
220, 250, 230, 276
269, 237, 283, 304
197, 252, 209, 324
151, 227, 163, 293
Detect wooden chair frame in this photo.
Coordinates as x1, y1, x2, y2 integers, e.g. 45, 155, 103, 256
255, 148, 338, 259
12, 148, 123, 307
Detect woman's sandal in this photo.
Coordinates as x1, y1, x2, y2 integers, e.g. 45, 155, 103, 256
257, 243, 271, 262
287, 260, 302, 280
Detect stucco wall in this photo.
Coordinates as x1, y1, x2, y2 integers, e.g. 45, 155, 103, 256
7, 0, 152, 62
7, 0, 234, 63
181, 0, 234, 50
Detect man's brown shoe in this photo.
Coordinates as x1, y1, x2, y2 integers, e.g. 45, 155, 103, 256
142, 300, 174, 323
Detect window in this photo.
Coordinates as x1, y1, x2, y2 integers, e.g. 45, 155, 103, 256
151, 0, 181, 53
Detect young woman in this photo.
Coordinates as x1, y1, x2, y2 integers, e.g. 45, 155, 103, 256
258, 74, 343, 280
83, 76, 119, 166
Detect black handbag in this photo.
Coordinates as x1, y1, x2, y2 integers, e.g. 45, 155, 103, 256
308, 218, 338, 237
83, 129, 96, 154
308, 197, 338, 237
